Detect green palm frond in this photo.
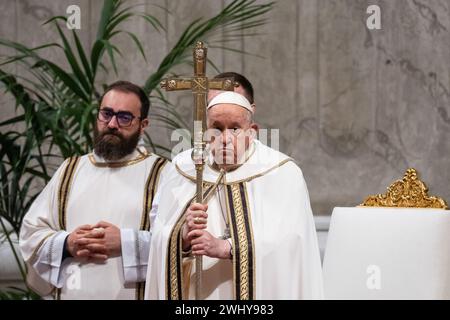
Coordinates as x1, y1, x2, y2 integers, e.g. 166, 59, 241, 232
144, 0, 274, 93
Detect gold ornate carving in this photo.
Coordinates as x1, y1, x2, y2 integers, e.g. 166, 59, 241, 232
88, 149, 149, 168
360, 168, 448, 209
168, 79, 177, 89
223, 79, 233, 90
192, 77, 207, 92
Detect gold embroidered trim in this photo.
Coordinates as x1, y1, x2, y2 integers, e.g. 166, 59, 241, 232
55, 288, 61, 300
88, 149, 150, 168
55, 156, 79, 300
58, 156, 80, 230
136, 156, 168, 300
135, 282, 146, 300
24, 267, 56, 298
29, 232, 56, 264
139, 157, 168, 231
166, 212, 187, 300
175, 158, 293, 185
53, 157, 80, 300
241, 183, 256, 297
225, 182, 255, 300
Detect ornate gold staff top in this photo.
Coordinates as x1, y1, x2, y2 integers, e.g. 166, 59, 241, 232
160, 41, 235, 300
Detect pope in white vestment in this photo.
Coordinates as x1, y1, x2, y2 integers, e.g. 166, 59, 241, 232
145, 91, 323, 300
19, 81, 170, 299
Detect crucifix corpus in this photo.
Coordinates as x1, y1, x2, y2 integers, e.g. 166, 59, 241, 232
160, 41, 236, 300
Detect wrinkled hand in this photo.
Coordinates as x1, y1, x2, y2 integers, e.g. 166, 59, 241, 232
189, 230, 231, 259
182, 203, 208, 250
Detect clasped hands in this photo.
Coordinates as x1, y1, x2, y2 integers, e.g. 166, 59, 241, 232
66, 221, 121, 262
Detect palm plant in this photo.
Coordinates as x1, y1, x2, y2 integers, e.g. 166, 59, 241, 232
0, 0, 273, 299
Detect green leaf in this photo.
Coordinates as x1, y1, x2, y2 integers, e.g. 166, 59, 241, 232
53, 22, 91, 96
90, 40, 105, 75
0, 115, 26, 127
72, 30, 93, 83
122, 31, 147, 62
45, 61, 89, 101
137, 13, 165, 32
144, 0, 274, 93
96, 0, 117, 41
101, 40, 120, 75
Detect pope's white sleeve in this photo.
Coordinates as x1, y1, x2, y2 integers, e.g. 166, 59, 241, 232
31, 230, 71, 288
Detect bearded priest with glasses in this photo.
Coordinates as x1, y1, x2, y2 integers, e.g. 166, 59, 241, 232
19, 81, 171, 300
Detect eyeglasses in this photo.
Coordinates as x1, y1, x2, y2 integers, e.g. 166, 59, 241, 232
97, 108, 141, 127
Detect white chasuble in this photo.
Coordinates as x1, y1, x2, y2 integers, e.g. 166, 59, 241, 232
19, 147, 169, 299
145, 140, 323, 300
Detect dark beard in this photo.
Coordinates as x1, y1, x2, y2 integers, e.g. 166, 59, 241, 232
93, 126, 140, 161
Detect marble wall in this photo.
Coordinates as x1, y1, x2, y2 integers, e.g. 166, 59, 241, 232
1, 0, 450, 215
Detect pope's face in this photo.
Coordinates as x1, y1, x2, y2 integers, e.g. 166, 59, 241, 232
206, 104, 256, 169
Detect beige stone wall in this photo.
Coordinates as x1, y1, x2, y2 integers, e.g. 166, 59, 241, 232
1, 0, 449, 215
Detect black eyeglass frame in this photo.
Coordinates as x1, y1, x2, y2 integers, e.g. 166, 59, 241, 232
97, 107, 143, 127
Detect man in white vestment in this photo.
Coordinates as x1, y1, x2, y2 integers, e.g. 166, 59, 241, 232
19, 81, 170, 299
145, 80, 323, 299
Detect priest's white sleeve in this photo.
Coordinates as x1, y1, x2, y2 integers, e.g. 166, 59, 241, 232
30, 231, 71, 288
120, 229, 150, 283
120, 192, 159, 284
19, 160, 69, 295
